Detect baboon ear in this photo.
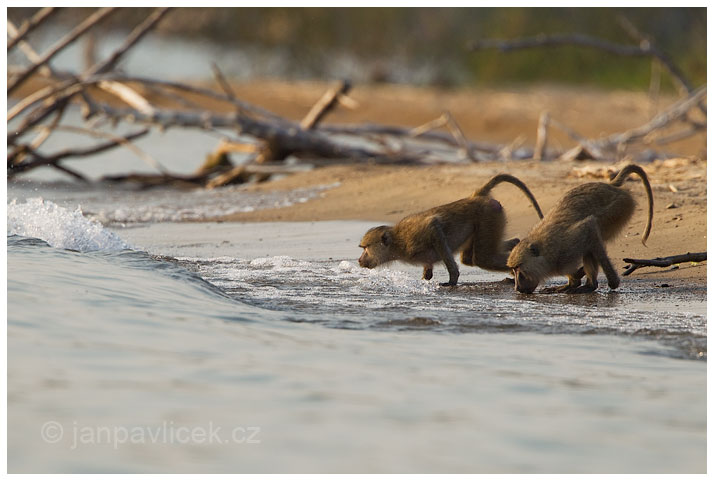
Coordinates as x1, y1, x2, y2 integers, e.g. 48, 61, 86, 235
381, 231, 392, 246
529, 243, 540, 257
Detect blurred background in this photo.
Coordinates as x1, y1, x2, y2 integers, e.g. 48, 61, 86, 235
7, 7, 706, 90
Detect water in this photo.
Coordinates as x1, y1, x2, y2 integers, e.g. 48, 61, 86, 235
6, 195, 707, 473
9, 25, 444, 85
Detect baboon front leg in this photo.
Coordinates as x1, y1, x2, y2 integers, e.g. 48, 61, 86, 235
430, 222, 460, 286
591, 239, 620, 290
422, 265, 433, 280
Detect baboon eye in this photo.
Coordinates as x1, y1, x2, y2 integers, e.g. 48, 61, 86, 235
529, 244, 540, 257
381, 232, 391, 246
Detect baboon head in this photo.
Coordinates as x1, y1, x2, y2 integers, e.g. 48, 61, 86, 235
358, 225, 395, 269
507, 239, 546, 294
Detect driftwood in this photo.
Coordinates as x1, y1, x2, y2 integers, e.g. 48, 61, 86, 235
622, 252, 706, 276
7, 9, 706, 187
300, 79, 355, 130
6, 8, 451, 187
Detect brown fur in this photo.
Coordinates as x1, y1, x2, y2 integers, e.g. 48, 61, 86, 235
507, 164, 654, 294
358, 174, 543, 285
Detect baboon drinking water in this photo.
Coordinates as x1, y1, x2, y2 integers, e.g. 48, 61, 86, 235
358, 174, 543, 285
507, 164, 654, 294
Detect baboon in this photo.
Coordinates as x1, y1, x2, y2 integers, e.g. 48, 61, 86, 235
358, 174, 543, 285
507, 164, 654, 294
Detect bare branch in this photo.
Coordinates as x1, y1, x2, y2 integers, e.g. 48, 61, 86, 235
85, 7, 173, 76
593, 85, 706, 149
533, 111, 550, 161
623, 252, 706, 276
8, 8, 117, 95
7, 7, 59, 51
7, 19, 57, 78
96, 80, 156, 115
47, 125, 166, 173
210, 62, 239, 103
9, 128, 150, 176
98, 74, 286, 122
300, 80, 352, 130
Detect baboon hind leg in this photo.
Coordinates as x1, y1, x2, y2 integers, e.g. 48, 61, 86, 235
567, 255, 600, 293
567, 216, 620, 293
542, 267, 585, 293
471, 210, 510, 272
460, 238, 516, 266
430, 221, 460, 286
460, 239, 475, 266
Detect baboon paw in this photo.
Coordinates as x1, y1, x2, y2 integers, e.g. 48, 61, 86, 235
440, 281, 457, 287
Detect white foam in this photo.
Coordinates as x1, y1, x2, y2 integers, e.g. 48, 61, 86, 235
249, 256, 313, 269
7, 198, 130, 252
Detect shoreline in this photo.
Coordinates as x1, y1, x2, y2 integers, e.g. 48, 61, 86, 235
212, 158, 706, 286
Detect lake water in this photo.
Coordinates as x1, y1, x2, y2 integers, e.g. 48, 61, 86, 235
6, 182, 707, 473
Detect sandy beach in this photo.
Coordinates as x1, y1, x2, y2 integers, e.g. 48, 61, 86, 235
199, 82, 707, 285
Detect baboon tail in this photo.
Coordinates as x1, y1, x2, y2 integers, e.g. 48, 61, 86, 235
474, 174, 544, 219
610, 164, 654, 246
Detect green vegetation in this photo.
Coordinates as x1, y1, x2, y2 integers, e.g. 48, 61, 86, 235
9, 7, 706, 90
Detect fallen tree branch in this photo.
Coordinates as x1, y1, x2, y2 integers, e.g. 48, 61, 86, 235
592, 85, 706, 150
7, 7, 59, 51
8, 128, 150, 176
8, 7, 117, 95
300, 80, 352, 130
622, 252, 706, 276
85, 7, 173, 77
533, 111, 550, 160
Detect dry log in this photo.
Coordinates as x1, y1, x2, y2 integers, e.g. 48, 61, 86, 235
622, 252, 706, 276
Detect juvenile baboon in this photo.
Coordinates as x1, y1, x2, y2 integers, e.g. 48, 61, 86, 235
507, 164, 654, 294
358, 174, 543, 285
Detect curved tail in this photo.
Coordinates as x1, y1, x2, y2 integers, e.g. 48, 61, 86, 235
610, 164, 654, 246
474, 174, 544, 219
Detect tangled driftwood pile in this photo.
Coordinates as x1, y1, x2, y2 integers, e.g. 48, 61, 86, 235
8, 7, 707, 189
